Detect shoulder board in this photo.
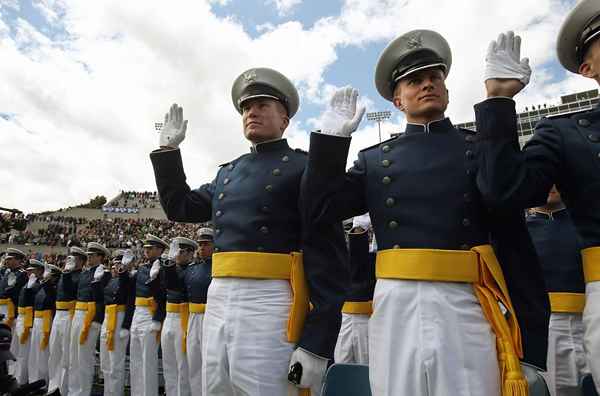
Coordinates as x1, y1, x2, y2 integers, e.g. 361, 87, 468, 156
218, 162, 230, 167
456, 127, 476, 135
359, 136, 397, 153
294, 148, 307, 155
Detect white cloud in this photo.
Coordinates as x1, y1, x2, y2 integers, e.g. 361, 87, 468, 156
267, 0, 302, 16
0, 0, 586, 213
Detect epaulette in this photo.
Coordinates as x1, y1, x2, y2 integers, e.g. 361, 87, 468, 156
359, 135, 398, 153
457, 127, 476, 135
218, 161, 231, 167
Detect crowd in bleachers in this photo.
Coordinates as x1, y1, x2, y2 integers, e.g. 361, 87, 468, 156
107, 190, 159, 209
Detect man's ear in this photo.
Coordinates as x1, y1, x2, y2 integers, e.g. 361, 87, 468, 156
393, 96, 404, 111
280, 116, 289, 133
579, 60, 597, 79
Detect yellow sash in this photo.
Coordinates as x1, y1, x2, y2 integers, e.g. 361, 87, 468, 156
212, 251, 308, 343
17, 306, 34, 344
135, 297, 160, 342
0, 298, 16, 327
166, 302, 190, 353
376, 245, 527, 396
105, 304, 126, 351
56, 300, 76, 319
189, 303, 206, 313
548, 292, 585, 313
34, 310, 53, 350
582, 247, 600, 283
75, 301, 96, 345
341, 301, 373, 315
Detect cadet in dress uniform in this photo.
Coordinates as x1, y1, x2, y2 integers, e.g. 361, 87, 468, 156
474, 1, 600, 391
48, 246, 86, 395
527, 187, 590, 396
27, 262, 60, 384
303, 30, 549, 396
159, 237, 197, 396
99, 249, 135, 396
129, 234, 167, 396
68, 242, 109, 396
334, 214, 375, 365
0, 248, 27, 377
150, 68, 347, 396
12, 259, 45, 384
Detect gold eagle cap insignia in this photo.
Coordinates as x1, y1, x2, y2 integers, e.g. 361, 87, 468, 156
243, 70, 257, 83
406, 33, 423, 49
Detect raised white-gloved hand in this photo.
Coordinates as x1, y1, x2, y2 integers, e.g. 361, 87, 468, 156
149, 259, 161, 280
150, 321, 162, 332
352, 213, 372, 231
42, 265, 52, 280
7, 271, 16, 287
159, 103, 188, 149
288, 347, 329, 394
485, 31, 531, 86
64, 256, 76, 272
119, 329, 130, 339
319, 86, 365, 137
26, 273, 37, 289
93, 264, 105, 282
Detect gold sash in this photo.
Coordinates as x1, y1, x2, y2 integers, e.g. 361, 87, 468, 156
189, 303, 206, 313
212, 251, 308, 343
376, 245, 527, 396
105, 304, 126, 351
341, 301, 373, 315
583, 247, 600, 283
135, 297, 160, 342
548, 292, 585, 313
0, 298, 16, 327
56, 300, 76, 319
34, 310, 53, 350
75, 301, 96, 345
17, 306, 34, 344
166, 302, 190, 353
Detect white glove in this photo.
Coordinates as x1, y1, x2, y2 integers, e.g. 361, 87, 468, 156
288, 347, 329, 393
93, 264, 105, 282
484, 31, 531, 86
26, 273, 37, 289
42, 266, 52, 280
319, 86, 365, 137
352, 213, 372, 230
159, 103, 187, 148
150, 321, 162, 332
7, 272, 16, 287
64, 256, 76, 272
121, 250, 134, 266
119, 329, 130, 339
149, 259, 161, 280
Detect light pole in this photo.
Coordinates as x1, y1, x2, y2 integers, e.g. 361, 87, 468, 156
154, 122, 163, 131
366, 111, 391, 142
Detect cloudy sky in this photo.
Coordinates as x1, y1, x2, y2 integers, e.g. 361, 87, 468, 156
1, 0, 596, 213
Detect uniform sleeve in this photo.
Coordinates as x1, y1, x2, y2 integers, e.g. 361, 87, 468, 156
122, 276, 135, 330
475, 98, 562, 209
150, 148, 215, 222
161, 264, 183, 292
347, 229, 375, 301
148, 276, 166, 323
303, 132, 368, 225
92, 275, 109, 324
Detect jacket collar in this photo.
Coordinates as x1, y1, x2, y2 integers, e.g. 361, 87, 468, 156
404, 117, 454, 135
250, 138, 289, 153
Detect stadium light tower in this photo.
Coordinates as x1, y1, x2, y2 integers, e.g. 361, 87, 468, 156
154, 122, 163, 131
366, 111, 391, 142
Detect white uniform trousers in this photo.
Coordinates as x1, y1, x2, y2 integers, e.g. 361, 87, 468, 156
68, 310, 101, 396
583, 281, 600, 394
545, 313, 590, 396
187, 312, 204, 395
334, 312, 369, 364
14, 314, 31, 384
27, 316, 49, 383
100, 310, 129, 396
202, 278, 300, 396
130, 306, 159, 396
47, 310, 72, 394
161, 311, 191, 396
369, 279, 500, 396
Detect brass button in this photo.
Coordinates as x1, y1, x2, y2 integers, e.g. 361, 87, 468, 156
272, 168, 281, 176
282, 155, 289, 162
265, 185, 273, 192
463, 192, 471, 202
218, 193, 225, 200
260, 226, 269, 234
382, 176, 392, 185
215, 210, 223, 217
465, 135, 475, 142
462, 218, 471, 227
385, 197, 395, 207
460, 244, 470, 250
214, 247, 220, 252
261, 206, 270, 213
382, 145, 390, 153
257, 246, 265, 252
588, 133, 600, 143
465, 150, 474, 159
466, 169, 473, 176
578, 119, 591, 127
215, 228, 221, 235
223, 178, 230, 185
393, 244, 400, 249
381, 159, 391, 168
388, 220, 398, 229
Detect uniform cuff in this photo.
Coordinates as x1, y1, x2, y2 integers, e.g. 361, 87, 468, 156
474, 97, 518, 141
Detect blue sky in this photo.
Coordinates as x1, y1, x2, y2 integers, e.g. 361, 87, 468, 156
1, 0, 595, 212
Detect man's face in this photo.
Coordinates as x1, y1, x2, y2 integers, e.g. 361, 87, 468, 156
4, 257, 20, 270
241, 98, 289, 144
579, 38, 600, 83
87, 253, 103, 266
393, 68, 449, 121
175, 248, 194, 265
198, 241, 214, 258
143, 246, 163, 260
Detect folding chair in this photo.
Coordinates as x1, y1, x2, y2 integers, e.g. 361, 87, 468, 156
321, 363, 372, 396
